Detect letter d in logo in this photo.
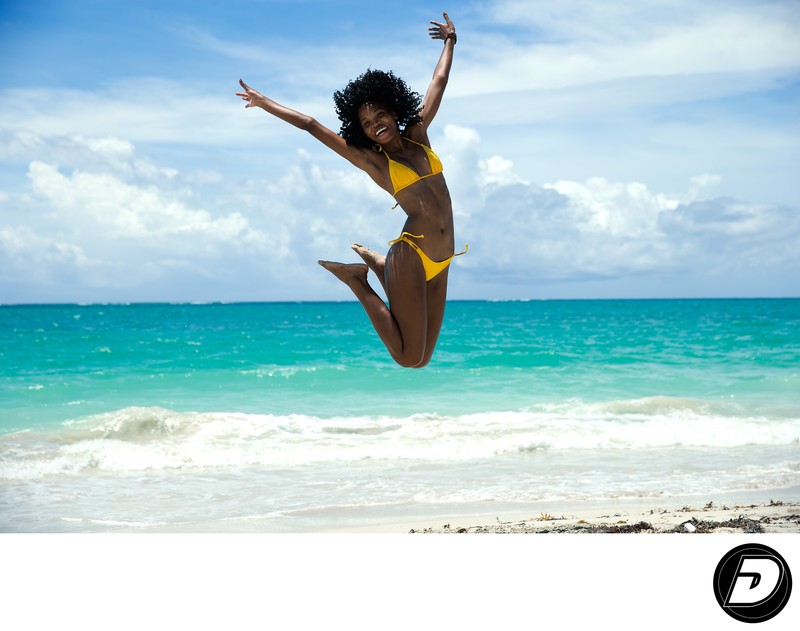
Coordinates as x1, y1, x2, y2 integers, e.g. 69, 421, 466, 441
727, 556, 782, 606
714, 543, 792, 623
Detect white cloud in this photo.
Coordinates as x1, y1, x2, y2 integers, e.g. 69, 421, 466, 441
0, 80, 284, 147
432, 125, 800, 294
545, 178, 678, 237
3, 123, 799, 301
660, 198, 800, 243
0, 225, 110, 300
480, 0, 800, 78
688, 174, 723, 201
0, 226, 93, 272
443, 0, 800, 131
0, 132, 305, 301
26, 161, 269, 250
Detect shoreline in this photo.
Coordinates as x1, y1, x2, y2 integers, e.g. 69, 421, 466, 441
103, 494, 800, 534
318, 498, 800, 534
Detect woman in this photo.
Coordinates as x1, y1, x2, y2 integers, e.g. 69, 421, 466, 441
237, 12, 464, 368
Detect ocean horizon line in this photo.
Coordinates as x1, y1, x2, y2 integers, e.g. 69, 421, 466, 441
2, 296, 799, 308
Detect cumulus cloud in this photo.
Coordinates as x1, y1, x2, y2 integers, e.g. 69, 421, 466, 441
0, 81, 800, 300
26, 161, 270, 250
431, 125, 800, 295
0, 226, 95, 275
659, 198, 800, 270
0, 133, 301, 301
2, 120, 798, 302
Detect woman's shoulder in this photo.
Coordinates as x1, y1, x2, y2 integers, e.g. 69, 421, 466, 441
344, 140, 385, 170
403, 123, 432, 147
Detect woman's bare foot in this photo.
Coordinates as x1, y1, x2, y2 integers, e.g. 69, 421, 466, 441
318, 260, 369, 288
352, 244, 386, 290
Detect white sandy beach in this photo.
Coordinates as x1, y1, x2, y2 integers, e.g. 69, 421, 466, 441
113, 493, 800, 534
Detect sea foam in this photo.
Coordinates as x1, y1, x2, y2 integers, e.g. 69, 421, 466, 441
2, 398, 798, 480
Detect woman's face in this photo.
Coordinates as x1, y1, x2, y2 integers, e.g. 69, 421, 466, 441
358, 103, 398, 144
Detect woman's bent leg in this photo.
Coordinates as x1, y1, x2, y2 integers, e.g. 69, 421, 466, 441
382, 243, 429, 366
414, 268, 449, 368
319, 248, 428, 367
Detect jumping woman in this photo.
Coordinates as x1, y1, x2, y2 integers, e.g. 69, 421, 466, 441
237, 11, 465, 368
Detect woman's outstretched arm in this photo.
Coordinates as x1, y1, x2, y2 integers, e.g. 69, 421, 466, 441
418, 11, 457, 130
237, 79, 376, 172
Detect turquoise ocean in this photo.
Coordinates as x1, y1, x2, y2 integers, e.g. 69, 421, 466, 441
2, 299, 799, 532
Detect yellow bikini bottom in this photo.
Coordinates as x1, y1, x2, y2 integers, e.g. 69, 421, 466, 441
388, 232, 468, 282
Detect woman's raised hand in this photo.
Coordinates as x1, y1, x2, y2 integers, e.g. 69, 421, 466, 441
428, 11, 456, 42
236, 79, 264, 108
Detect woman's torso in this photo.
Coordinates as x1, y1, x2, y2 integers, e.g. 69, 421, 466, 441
370, 132, 455, 259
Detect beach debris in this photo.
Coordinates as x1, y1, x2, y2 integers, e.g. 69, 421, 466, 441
619, 521, 654, 533
409, 502, 798, 534
718, 516, 765, 533
588, 521, 655, 534
673, 515, 765, 534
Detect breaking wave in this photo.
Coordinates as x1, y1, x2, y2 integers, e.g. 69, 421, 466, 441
2, 397, 798, 480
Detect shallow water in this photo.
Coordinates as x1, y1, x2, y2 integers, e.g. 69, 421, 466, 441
2, 299, 798, 531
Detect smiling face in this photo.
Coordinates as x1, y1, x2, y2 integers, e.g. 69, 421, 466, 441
358, 103, 398, 144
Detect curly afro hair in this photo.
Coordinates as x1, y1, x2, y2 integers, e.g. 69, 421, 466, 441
333, 69, 423, 148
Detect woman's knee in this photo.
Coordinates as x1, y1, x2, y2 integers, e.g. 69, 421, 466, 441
393, 346, 427, 368
394, 353, 428, 368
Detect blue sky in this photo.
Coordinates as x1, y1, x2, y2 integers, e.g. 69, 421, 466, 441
1, 0, 799, 303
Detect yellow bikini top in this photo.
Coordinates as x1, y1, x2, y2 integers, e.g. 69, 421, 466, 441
377, 138, 443, 196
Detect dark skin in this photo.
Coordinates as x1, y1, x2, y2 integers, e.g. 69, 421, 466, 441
237, 12, 457, 368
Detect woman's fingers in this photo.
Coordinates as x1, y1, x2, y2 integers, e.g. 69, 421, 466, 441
429, 12, 454, 39
237, 79, 257, 107
428, 23, 445, 38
